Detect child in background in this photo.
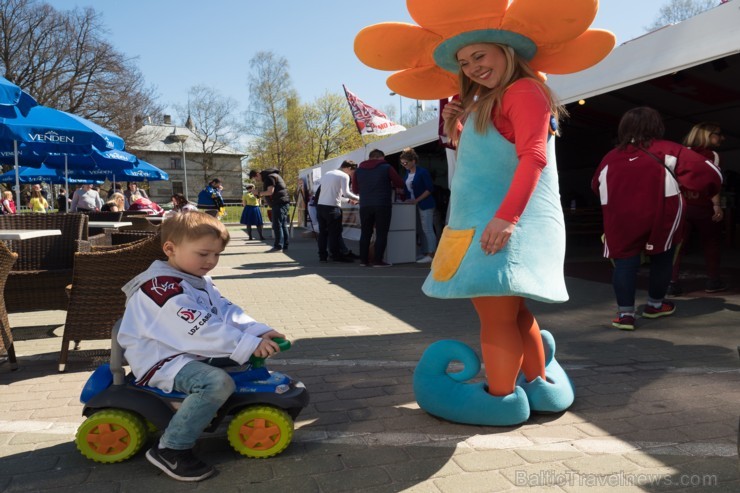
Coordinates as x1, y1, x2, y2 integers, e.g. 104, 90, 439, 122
1, 190, 16, 214
240, 184, 264, 240
118, 212, 285, 481
29, 188, 49, 213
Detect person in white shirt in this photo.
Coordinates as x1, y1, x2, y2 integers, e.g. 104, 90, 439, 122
316, 160, 359, 262
70, 184, 103, 212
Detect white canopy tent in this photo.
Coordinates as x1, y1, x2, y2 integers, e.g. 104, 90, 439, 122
301, 2, 740, 184
549, 2, 740, 105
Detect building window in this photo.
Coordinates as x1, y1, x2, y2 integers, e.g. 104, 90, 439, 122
172, 181, 183, 195
170, 157, 182, 169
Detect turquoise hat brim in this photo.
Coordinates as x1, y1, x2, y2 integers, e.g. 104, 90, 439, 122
433, 30, 537, 73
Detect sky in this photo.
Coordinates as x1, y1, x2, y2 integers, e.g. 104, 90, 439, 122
48, 0, 673, 123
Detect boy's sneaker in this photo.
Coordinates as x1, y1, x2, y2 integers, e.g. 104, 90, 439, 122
612, 314, 636, 331
642, 301, 676, 319
146, 444, 215, 482
705, 279, 727, 293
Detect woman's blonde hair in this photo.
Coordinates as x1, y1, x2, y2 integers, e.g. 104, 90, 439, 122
683, 122, 721, 149
443, 43, 565, 146
3, 190, 12, 200
110, 192, 125, 207
399, 147, 418, 163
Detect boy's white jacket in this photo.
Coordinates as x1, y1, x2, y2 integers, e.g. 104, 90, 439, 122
119, 260, 272, 392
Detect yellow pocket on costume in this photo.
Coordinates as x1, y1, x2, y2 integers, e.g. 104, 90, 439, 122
431, 227, 475, 282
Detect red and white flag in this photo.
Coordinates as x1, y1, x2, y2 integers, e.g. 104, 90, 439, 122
343, 85, 405, 137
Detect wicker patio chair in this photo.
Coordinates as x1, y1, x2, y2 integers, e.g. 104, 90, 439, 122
118, 216, 159, 233
86, 211, 124, 236
120, 210, 149, 219
108, 230, 158, 246
59, 233, 167, 371
0, 213, 88, 313
0, 242, 19, 370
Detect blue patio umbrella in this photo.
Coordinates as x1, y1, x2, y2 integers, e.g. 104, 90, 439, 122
0, 103, 125, 205
0, 142, 46, 166
0, 164, 102, 185
67, 155, 169, 182
0, 105, 123, 154
0, 76, 37, 115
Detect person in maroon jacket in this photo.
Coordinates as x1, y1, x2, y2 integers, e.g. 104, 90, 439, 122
592, 107, 723, 331
351, 149, 406, 267
668, 122, 726, 295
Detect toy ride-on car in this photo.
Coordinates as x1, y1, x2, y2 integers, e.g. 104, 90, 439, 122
75, 321, 309, 464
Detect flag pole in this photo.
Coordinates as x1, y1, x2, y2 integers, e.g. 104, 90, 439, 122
342, 84, 366, 146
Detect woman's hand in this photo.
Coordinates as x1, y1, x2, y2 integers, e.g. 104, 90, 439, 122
480, 217, 515, 255
441, 99, 464, 124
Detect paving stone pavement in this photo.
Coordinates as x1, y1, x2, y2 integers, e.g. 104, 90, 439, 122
1, 227, 738, 492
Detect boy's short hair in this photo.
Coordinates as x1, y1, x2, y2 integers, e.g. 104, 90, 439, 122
368, 149, 385, 159
161, 211, 230, 248
340, 160, 357, 170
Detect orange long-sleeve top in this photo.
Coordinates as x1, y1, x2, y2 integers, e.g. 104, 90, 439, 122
486, 78, 551, 224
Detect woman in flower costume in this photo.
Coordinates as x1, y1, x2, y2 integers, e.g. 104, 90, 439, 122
355, 0, 614, 425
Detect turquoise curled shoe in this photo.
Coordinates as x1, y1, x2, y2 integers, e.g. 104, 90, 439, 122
413, 340, 530, 426
517, 330, 575, 413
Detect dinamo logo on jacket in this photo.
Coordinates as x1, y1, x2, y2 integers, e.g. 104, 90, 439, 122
177, 307, 202, 324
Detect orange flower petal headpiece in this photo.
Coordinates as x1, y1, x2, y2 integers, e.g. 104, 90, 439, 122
354, 0, 616, 100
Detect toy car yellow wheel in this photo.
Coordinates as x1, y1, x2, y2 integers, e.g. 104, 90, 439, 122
227, 406, 294, 458
76, 409, 147, 463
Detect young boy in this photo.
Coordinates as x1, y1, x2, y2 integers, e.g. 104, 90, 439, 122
118, 211, 284, 482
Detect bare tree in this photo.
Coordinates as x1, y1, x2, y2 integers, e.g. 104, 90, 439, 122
301, 92, 362, 165
245, 51, 304, 190
174, 85, 242, 184
645, 0, 717, 31
0, 0, 161, 141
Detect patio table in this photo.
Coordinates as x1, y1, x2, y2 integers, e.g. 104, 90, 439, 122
87, 221, 132, 229
0, 230, 62, 240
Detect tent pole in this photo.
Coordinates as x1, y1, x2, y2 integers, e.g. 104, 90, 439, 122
65, 155, 69, 212
13, 140, 21, 209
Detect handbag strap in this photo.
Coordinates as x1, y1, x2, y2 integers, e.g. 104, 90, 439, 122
640, 148, 679, 183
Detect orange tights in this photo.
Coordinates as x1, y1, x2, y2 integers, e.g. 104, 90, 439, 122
472, 296, 545, 396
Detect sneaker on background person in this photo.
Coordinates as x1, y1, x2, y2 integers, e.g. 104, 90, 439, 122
343, 250, 360, 260
416, 255, 433, 264
642, 301, 676, 319
705, 279, 727, 293
373, 261, 393, 268
331, 255, 354, 263
666, 282, 683, 297
612, 313, 636, 331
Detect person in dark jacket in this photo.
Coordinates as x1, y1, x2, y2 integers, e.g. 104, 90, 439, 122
250, 168, 291, 252
400, 147, 437, 263
351, 149, 406, 267
196, 178, 225, 211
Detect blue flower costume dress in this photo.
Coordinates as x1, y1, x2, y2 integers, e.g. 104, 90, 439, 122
423, 119, 567, 302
